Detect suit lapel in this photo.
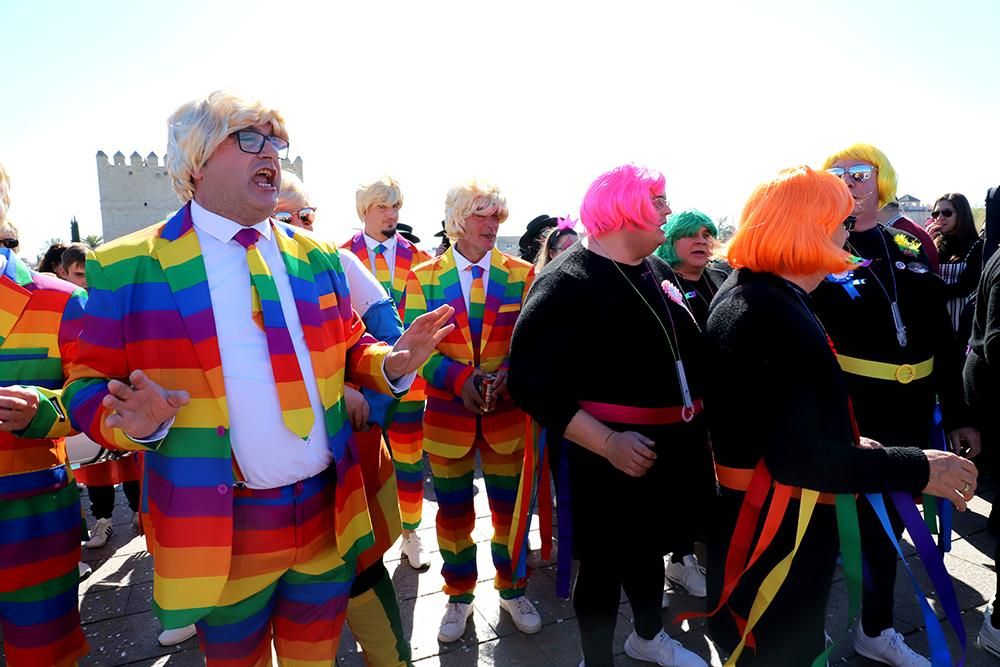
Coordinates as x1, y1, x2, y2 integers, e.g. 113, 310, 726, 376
272, 222, 333, 405
0, 255, 31, 344
438, 248, 474, 360
393, 235, 414, 305
155, 204, 229, 420
480, 248, 509, 357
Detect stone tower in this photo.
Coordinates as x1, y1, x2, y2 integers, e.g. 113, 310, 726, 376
96, 151, 305, 242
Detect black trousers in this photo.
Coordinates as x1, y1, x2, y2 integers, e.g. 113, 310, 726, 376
857, 494, 907, 636
707, 492, 839, 666
88, 480, 141, 520
573, 551, 664, 667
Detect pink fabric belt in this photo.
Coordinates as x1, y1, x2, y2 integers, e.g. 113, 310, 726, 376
579, 399, 704, 425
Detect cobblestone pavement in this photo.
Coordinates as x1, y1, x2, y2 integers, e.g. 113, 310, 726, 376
2, 467, 998, 666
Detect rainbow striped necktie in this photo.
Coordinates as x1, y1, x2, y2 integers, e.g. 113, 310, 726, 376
233, 228, 314, 439
469, 264, 486, 363
373, 243, 392, 294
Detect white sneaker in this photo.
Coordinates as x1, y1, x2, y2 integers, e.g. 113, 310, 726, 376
624, 630, 708, 667
665, 554, 707, 598
438, 602, 473, 643
158, 624, 197, 646
853, 625, 930, 667
85, 517, 113, 548
499, 596, 542, 634
979, 600, 1000, 658
400, 531, 430, 570
78, 562, 92, 582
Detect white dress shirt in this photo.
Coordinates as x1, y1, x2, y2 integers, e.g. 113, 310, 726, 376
362, 233, 398, 275
452, 247, 492, 311
340, 245, 389, 319
191, 201, 337, 488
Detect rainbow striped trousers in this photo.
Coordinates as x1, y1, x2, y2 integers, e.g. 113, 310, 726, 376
194, 470, 354, 667
428, 441, 525, 602
0, 466, 88, 667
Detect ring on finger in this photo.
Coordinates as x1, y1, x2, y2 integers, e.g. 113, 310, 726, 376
962, 482, 972, 494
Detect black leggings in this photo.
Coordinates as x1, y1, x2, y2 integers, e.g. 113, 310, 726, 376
88, 480, 141, 520
573, 551, 664, 667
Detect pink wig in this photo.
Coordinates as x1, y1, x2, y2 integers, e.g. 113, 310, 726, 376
580, 164, 666, 237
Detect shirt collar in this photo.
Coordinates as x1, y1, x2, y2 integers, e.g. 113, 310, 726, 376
190, 199, 272, 244
453, 247, 492, 273
363, 233, 397, 252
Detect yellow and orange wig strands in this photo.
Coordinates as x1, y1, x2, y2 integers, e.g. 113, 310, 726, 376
727, 166, 856, 276
822, 143, 898, 208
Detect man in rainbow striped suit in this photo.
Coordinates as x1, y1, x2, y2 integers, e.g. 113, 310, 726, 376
342, 176, 434, 570
57, 91, 453, 666
401, 179, 539, 643
0, 161, 89, 666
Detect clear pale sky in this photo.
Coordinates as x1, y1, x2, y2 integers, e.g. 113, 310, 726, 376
1, 0, 998, 260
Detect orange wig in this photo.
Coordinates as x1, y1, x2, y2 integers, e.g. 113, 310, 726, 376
727, 166, 856, 276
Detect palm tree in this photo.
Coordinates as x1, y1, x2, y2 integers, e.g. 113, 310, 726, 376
82, 234, 103, 249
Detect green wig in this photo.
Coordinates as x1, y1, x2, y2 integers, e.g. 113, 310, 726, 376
654, 209, 718, 266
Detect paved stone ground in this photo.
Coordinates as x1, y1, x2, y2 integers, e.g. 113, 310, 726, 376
2, 465, 999, 666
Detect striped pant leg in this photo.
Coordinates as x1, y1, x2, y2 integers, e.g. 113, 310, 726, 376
195, 472, 353, 667
385, 399, 426, 530
0, 480, 88, 667
428, 449, 478, 602
346, 562, 411, 667
479, 445, 525, 598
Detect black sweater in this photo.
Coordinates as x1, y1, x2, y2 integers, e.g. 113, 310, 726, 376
705, 269, 929, 494
810, 225, 969, 444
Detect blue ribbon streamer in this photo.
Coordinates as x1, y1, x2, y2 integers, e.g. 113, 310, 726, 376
865, 494, 958, 667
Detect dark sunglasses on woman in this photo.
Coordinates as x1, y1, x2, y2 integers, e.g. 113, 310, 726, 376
930, 209, 954, 219
0, 238, 18, 249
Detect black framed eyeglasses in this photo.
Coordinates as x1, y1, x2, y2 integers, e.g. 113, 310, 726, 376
232, 129, 289, 159
0, 238, 18, 249
842, 215, 857, 232
274, 207, 316, 225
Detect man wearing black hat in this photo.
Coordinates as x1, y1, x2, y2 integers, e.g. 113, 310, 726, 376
396, 223, 421, 246
518, 214, 558, 263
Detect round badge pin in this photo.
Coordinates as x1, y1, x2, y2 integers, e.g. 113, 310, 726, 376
894, 261, 906, 270
907, 262, 928, 274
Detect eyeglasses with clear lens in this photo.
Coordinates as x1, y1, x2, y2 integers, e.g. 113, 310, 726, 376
233, 129, 289, 159
0, 238, 19, 249
652, 196, 670, 211
274, 207, 316, 225
827, 165, 875, 183
931, 209, 954, 219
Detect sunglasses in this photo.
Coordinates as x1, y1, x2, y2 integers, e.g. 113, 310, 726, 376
827, 165, 875, 183
232, 129, 289, 159
274, 207, 316, 225
0, 238, 18, 249
931, 209, 954, 219
842, 215, 857, 232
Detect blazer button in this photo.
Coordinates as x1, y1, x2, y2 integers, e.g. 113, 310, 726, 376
217, 484, 229, 495
216, 426, 226, 437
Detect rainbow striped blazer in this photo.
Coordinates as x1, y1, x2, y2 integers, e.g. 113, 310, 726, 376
402, 246, 533, 458
61, 203, 394, 629
0, 248, 86, 489
341, 232, 433, 315
342, 231, 433, 401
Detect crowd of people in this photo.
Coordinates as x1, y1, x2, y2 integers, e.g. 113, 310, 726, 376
0, 88, 995, 667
